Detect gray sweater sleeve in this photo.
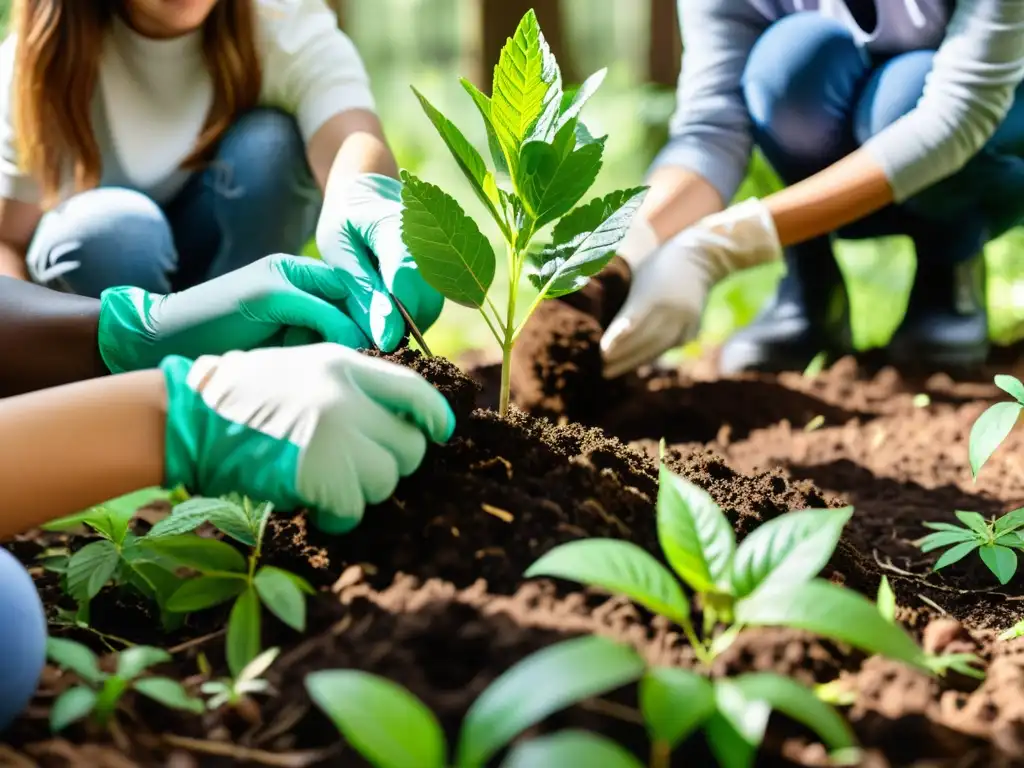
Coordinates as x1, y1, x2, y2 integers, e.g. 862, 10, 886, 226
648, 1, 769, 206
863, 0, 1024, 203
654, 0, 1024, 206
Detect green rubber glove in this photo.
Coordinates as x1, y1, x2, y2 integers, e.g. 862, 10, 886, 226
160, 343, 455, 534
316, 173, 444, 352
98, 255, 372, 374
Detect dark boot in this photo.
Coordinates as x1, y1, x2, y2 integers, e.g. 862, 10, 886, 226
886, 251, 989, 370
719, 237, 852, 374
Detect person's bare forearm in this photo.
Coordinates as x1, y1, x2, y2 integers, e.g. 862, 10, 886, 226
764, 148, 895, 247
0, 370, 166, 538
638, 167, 726, 244
308, 109, 399, 198
0, 240, 27, 280
0, 277, 108, 398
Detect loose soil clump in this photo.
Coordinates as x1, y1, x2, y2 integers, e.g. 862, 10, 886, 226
7, 283, 1024, 765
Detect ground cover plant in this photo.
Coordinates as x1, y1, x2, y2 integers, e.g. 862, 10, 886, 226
399, 9, 645, 416
916, 508, 1024, 584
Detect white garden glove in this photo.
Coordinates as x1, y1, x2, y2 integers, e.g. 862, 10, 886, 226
601, 199, 783, 378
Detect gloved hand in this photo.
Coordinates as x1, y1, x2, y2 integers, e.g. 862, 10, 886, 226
160, 343, 455, 534
601, 199, 783, 378
98, 255, 371, 374
316, 173, 444, 352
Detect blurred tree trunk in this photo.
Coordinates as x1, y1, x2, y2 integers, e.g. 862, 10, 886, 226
325, 0, 346, 28
648, 0, 681, 86
474, 0, 577, 90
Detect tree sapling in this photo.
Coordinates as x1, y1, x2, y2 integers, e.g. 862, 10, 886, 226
969, 374, 1024, 477
400, 9, 646, 416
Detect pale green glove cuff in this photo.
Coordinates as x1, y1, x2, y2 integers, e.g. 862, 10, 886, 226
98, 286, 159, 375
159, 355, 307, 509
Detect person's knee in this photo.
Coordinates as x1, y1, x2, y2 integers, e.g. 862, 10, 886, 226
743, 13, 867, 169
213, 108, 314, 198
0, 548, 47, 733
27, 187, 176, 296
853, 50, 934, 144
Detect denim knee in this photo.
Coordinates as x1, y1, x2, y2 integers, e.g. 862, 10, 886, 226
853, 51, 933, 145
0, 547, 47, 733
743, 13, 869, 181
27, 187, 178, 297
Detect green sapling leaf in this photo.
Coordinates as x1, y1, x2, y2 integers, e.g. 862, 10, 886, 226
147, 498, 254, 546
557, 68, 608, 130
730, 507, 853, 598
399, 171, 496, 308
115, 646, 170, 680
517, 120, 605, 229
657, 465, 736, 594
227, 587, 262, 678
639, 667, 715, 749
934, 540, 981, 570
735, 580, 925, 668
239, 647, 280, 684
969, 401, 1022, 478
955, 511, 989, 536
133, 677, 204, 714
46, 638, 105, 685
502, 731, 644, 768
66, 540, 120, 602
876, 576, 896, 623
995, 507, 1024, 535
141, 535, 247, 574
705, 681, 771, 768
455, 635, 645, 768
979, 544, 1017, 584
524, 538, 690, 623
918, 529, 978, 553
460, 78, 509, 177
922, 521, 968, 532
166, 575, 248, 613
51, 686, 98, 732
306, 670, 447, 768
254, 566, 307, 632
995, 374, 1024, 402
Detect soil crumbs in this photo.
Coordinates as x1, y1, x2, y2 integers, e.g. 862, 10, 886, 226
7, 341, 1024, 766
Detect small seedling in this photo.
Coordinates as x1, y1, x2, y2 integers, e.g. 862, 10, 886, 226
306, 635, 645, 768
969, 374, 1024, 477
400, 10, 646, 416
45, 638, 202, 732
526, 452, 928, 668
202, 647, 280, 710
917, 509, 1024, 585
151, 497, 315, 676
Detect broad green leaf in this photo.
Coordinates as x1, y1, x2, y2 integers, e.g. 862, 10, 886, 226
254, 566, 307, 632
639, 667, 715, 748
124, 561, 183, 608
996, 508, 1024, 534
557, 68, 608, 129
530, 188, 647, 298
166, 575, 247, 613
140, 535, 246, 574
460, 78, 509, 176
656, 465, 735, 593
67, 540, 120, 602
491, 9, 560, 167
501, 731, 644, 768
969, 401, 1021, 477
239, 647, 280, 684
731, 507, 853, 598
116, 646, 170, 680
400, 171, 496, 309
1000, 532, 1024, 549
706, 681, 771, 768
955, 511, 989, 536
46, 637, 104, 685
42, 507, 112, 533
306, 670, 446, 768
147, 497, 253, 546
133, 677, 204, 714
918, 529, 978, 553
980, 545, 1018, 584
51, 686, 97, 732
455, 635, 645, 767
226, 587, 262, 678
516, 120, 604, 230
731, 673, 857, 752
412, 87, 507, 239
995, 374, 1024, 403
876, 576, 896, 623
524, 539, 690, 624
934, 540, 981, 570
735, 580, 925, 667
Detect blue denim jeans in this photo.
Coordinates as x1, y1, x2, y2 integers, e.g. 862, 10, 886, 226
742, 12, 1024, 265
0, 546, 47, 733
27, 108, 321, 297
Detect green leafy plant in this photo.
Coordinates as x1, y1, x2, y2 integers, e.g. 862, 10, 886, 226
400, 10, 646, 416
202, 647, 280, 710
969, 374, 1024, 477
916, 509, 1024, 585
305, 635, 645, 768
526, 458, 927, 667
151, 497, 315, 676
45, 638, 202, 732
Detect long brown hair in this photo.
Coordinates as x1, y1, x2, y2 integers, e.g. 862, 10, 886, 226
11, 0, 262, 209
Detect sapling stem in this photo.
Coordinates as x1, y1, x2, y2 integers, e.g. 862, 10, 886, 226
650, 740, 671, 768
393, 296, 433, 357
